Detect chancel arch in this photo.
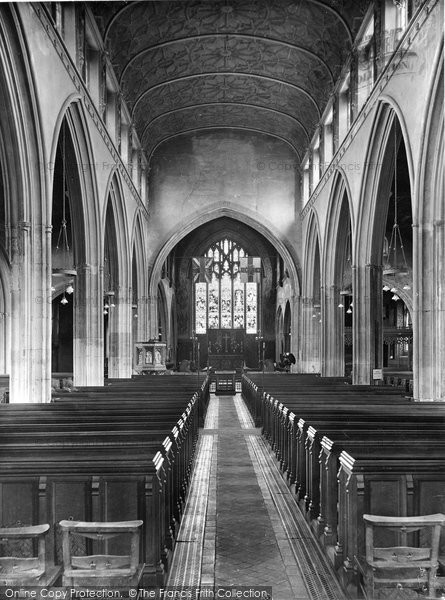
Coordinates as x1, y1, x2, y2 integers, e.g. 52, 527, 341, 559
156, 216, 291, 371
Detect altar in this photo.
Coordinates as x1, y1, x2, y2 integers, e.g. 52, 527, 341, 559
208, 353, 244, 371
205, 329, 247, 372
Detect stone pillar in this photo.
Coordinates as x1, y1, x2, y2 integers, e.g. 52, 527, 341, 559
413, 221, 445, 401
73, 263, 104, 387
291, 294, 301, 373
321, 284, 344, 377
10, 222, 51, 403
148, 293, 158, 340
300, 296, 320, 374
107, 285, 132, 378
353, 264, 383, 385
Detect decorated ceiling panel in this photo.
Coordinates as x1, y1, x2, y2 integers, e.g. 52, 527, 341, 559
92, 0, 370, 161
141, 104, 309, 160
122, 37, 332, 110
133, 74, 317, 137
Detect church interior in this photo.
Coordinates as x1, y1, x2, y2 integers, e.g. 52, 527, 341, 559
0, 0, 444, 598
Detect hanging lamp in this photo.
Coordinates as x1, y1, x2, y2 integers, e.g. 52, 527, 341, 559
52, 120, 77, 298
383, 121, 410, 278
339, 220, 353, 296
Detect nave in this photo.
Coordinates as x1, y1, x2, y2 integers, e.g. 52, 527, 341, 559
167, 393, 347, 600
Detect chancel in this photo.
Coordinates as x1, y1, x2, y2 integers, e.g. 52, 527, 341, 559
0, 0, 444, 597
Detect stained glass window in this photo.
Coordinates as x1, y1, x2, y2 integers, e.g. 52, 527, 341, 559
246, 282, 257, 334
195, 283, 207, 334
194, 239, 258, 333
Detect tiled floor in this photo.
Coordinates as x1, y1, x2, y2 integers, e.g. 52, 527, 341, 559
167, 394, 347, 600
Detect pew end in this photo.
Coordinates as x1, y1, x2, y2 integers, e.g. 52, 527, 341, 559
59, 520, 144, 588
0, 524, 61, 586
359, 514, 445, 599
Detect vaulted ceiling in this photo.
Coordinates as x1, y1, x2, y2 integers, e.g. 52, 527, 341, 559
93, 0, 370, 162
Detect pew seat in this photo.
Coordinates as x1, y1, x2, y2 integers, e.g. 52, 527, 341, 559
59, 520, 144, 587
359, 514, 445, 599
0, 524, 61, 586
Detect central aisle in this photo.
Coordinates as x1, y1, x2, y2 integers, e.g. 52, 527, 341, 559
167, 394, 347, 600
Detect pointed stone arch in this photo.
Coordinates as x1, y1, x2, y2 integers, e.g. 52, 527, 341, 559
413, 53, 444, 400
301, 209, 322, 373
103, 172, 132, 378
147, 208, 301, 350
355, 100, 414, 385
49, 101, 103, 386
0, 6, 49, 402
322, 171, 353, 377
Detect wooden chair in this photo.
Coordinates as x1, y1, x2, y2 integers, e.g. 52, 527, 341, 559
0, 524, 61, 586
59, 520, 144, 587
361, 514, 445, 599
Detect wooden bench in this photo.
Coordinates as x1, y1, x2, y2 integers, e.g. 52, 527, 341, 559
0, 376, 209, 586
0, 524, 61, 586
59, 520, 144, 587
359, 514, 445, 599
241, 374, 445, 599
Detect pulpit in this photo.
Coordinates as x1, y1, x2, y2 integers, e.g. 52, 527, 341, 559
134, 341, 167, 373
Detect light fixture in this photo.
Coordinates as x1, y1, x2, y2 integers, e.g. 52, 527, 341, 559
66, 284, 74, 295
51, 285, 56, 292
53, 120, 77, 280
347, 307, 352, 314
350, 302, 353, 308
103, 309, 108, 315
383, 285, 390, 292
403, 283, 411, 290
338, 303, 344, 308
110, 302, 115, 308
390, 287, 397, 293
383, 120, 410, 278
60, 294, 68, 305
392, 294, 400, 301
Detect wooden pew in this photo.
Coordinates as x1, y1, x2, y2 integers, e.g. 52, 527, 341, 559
241, 373, 445, 599
0, 377, 209, 586
337, 452, 445, 597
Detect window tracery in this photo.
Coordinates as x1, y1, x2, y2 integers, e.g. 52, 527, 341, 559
194, 238, 257, 334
